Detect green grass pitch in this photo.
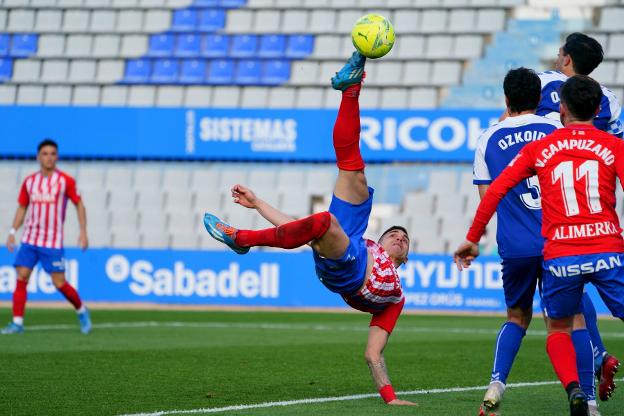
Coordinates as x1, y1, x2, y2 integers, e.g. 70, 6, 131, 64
0, 308, 622, 415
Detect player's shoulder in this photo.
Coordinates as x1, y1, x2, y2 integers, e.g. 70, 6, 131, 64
537, 70, 567, 87
55, 169, 76, 182
21, 171, 39, 184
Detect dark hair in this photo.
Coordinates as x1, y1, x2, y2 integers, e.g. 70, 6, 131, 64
562, 32, 603, 75
503, 67, 541, 114
378, 225, 409, 243
560, 75, 602, 121
37, 138, 58, 152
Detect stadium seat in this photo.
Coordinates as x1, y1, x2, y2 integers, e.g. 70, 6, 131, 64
211, 86, 240, 106
65, 35, 93, 58
124, 59, 152, 83
0, 85, 15, 103
69, 60, 97, 83
35, 10, 62, 32
156, 86, 184, 106
141, 230, 170, 248
201, 34, 229, 57
144, 10, 170, 32
0, 35, 9, 56
175, 34, 201, 57
101, 86, 128, 105
380, 88, 408, 109
224, 10, 254, 33
12, 60, 40, 83
285, 34, 314, 58
208, 59, 234, 84
258, 35, 286, 58
220, 0, 247, 7
184, 86, 212, 106
148, 34, 175, 57
73, 86, 100, 105
179, 59, 206, 84
253, 10, 281, 33
235, 59, 262, 84
230, 35, 258, 57
170, 232, 199, 249
117, 10, 144, 32
134, 167, 162, 190
136, 189, 164, 209
309, 10, 336, 33
150, 59, 178, 84
191, 169, 220, 191
120, 35, 148, 58
171, 9, 198, 32
93, 35, 121, 58
96, 60, 125, 83
10, 34, 38, 57
194, 0, 218, 6
163, 169, 191, 189
395, 36, 425, 59
240, 86, 268, 107
198, 9, 226, 32
282, 10, 308, 34
262, 60, 290, 85
267, 87, 295, 108
44, 86, 71, 105
312, 36, 341, 59
37, 35, 65, 58
91, 10, 117, 33
40, 60, 68, 83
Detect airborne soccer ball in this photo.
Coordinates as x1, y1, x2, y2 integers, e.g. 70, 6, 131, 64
351, 14, 395, 59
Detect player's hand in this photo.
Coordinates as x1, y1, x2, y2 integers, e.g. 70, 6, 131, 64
78, 230, 89, 251
6, 234, 16, 252
387, 399, 417, 406
453, 240, 479, 271
231, 184, 258, 209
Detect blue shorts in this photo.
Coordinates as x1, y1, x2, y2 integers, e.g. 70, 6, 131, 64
14, 243, 66, 274
313, 187, 374, 295
501, 256, 542, 309
541, 252, 624, 319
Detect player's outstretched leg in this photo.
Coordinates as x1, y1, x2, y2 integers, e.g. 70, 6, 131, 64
53, 274, 91, 334
1, 271, 28, 335
204, 212, 331, 253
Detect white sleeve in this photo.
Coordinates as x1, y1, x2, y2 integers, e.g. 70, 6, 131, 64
473, 133, 491, 184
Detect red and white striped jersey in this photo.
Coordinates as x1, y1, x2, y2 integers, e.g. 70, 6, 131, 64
343, 240, 404, 314
18, 170, 81, 249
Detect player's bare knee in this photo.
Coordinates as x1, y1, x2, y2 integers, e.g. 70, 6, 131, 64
364, 349, 381, 364
16, 267, 32, 282
51, 274, 66, 288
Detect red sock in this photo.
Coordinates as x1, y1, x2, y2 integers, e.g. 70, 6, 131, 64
12, 280, 27, 319
333, 84, 365, 171
57, 282, 82, 310
546, 332, 579, 389
235, 212, 331, 249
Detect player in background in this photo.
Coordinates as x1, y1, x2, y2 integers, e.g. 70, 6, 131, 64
537, 32, 622, 402
3, 139, 91, 335
537, 33, 623, 138
472, 68, 600, 415
204, 52, 415, 406
455, 75, 624, 416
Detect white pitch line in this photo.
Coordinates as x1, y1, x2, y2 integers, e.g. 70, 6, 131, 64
119, 378, 624, 416
21, 321, 624, 338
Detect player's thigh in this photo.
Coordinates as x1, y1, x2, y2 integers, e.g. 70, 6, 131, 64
38, 247, 66, 275
541, 260, 584, 320
311, 214, 351, 259
590, 265, 624, 319
501, 256, 541, 311
13, 243, 39, 280
333, 170, 369, 205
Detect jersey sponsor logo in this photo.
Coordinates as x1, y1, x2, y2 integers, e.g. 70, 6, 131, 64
497, 130, 547, 150
548, 255, 622, 277
30, 193, 57, 203
552, 221, 620, 240
105, 254, 279, 298
535, 139, 615, 167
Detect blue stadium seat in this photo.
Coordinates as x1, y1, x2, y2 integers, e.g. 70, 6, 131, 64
171, 9, 198, 32
198, 9, 226, 32
285, 35, 314, 58
148, 34, 175, 57
201, 34, 229, 58
175, 34, 201, 57
0, 35, 10, 56
10, 34, 38, 57
179, 59, 206, 84
219, 0, 246, 7
123, 59, 151, 83
235, 59, 261, 85
193, 0, 218, 6
261, 60, 290, 85
230, 35, 257, 58
0, 58, 13, 82
208, 59, 234, 84
151, 59, 179, 83
258, 35, 286, 58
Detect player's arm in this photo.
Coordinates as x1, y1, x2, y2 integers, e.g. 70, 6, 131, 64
6, 205, 27, 252
365, 326, 415, 406
455, 148, 537, 270
477, 185, 489, 199
75, 200, 88, 250
231, 184, 295, 226
7, 181, 30, 252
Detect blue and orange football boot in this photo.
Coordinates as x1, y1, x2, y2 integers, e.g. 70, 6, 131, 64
331, 51, 366, 91
203, 213, 249, 255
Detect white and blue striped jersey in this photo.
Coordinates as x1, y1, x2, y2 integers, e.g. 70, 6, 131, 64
536, 70, 623, 138
473, 114, 562, 258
